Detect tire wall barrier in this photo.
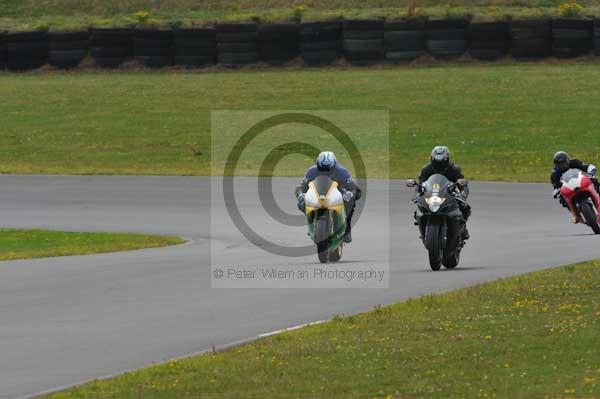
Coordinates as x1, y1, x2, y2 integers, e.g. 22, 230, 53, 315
385, 19, 425, 62
216, 23, 259, 67
300, 21, 341, 66
594, 20, 600, 55
49, 31, 88, 69
510, 19, 552, 59
3, 18, 600, 71
552, 18, 592, 58
0, 32, 6, 70
427, 19, 468, 59
343, 19, 384, 65
174, 28, 216, 68
90, 28, 133, 68
134, 29, 173, 68
6, 30, 47, 70
469, 21, 509, 60
259, 23, 299, 65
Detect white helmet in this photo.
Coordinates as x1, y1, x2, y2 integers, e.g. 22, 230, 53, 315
316, 151, 337, 172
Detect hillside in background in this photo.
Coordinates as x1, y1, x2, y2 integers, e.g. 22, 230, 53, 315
1, 0, 600, 30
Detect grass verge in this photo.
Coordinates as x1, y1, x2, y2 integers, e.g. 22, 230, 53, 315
0, 228, 185, 260
45, 260, 600, 398
1, 63, 600, 181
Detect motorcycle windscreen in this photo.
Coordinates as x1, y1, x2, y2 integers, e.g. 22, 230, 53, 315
423, 174, 451, 195
314, 174, 333, 196
560, 168, 582, 184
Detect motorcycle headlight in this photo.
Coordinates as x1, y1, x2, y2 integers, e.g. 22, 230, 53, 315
425, 196, 446, 212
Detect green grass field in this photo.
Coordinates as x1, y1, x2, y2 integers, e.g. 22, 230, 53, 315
2, 63, 600, 182
0, 229, 184, 260
45, 260, 600, 398
0, 0, 598, 30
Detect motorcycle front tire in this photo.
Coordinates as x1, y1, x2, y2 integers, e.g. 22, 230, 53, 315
316, 216, 330, 263
580, 201, 600, 235
426, 219, 443, 271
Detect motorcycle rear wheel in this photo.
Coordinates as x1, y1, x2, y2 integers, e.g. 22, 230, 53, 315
329, 243, 343, 262
443, 248, 460, 268
443, 222, 462, 269
426, 220, 443, 271
580, 201, 600, 235
316, 217, 330, 263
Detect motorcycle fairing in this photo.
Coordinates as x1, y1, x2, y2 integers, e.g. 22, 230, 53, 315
305, 178, 346, 250
560, 168, 600, 223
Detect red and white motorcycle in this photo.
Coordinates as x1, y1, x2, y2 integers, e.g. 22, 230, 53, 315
558, 168, 600, 234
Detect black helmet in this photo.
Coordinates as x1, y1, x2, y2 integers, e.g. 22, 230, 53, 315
553, 151, 570, 172
431, 146, 451, 172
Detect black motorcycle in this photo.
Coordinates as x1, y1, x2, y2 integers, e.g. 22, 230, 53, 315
406, 175, 469, 271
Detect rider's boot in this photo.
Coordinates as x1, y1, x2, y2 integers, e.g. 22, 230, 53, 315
344, 223, 352, 243
461, 227, 470, 241
344, 232, 352, 244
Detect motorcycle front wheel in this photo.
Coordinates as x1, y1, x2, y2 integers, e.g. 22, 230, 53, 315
580, 201, 600, 235
426, 219, 443, 271
316, 216, 330, 263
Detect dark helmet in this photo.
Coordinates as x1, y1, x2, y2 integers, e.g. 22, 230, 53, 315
553, 151, 570, 172
431, 146, 451, 172
316, 151, 337, 172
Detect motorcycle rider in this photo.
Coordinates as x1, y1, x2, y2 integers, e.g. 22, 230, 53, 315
295, 151, 362, 244
551, 151, 599, 216
418, 146, 471, 240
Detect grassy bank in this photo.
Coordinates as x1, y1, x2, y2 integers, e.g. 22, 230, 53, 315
2, 63, 600, 181
46, 260, 600, 398
0, 229, 184, 260
0, 0, 598, 31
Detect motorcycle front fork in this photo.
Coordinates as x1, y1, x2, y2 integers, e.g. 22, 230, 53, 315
415, 213, 450, 248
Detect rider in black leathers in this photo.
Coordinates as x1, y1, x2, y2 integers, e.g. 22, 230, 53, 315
418, 146, 471, 239
551, 151, 598, 209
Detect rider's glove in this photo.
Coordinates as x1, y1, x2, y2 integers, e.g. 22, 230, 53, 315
342, 191, 354, 202
588, 164, 597, 176
297, 193, 305, 202
553, 188, 561, 199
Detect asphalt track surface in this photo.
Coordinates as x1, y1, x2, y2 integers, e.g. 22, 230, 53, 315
1, 175, 599, 398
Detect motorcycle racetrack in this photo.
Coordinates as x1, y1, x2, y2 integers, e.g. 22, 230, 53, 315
2, 175, 599, 398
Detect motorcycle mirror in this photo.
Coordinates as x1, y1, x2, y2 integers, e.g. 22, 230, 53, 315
457, 179, 468, 188
406, 179, 417, 188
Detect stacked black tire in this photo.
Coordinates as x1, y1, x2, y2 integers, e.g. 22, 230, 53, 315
426, 19, 468, 59
551, 18, 593, 58
510, 20, 552, 59
48, 31, 88, 69
90, 28, 133, 68
216, 23, 259, 67
173, 28, 216, 68
133, 29, 173, 68
469, 21, 509, 60
384, 19, 425, 62
300, 21, 341, 66
259, 23, 299, 65
595, 20, 600, 55
6, 31, 48, 70
343, 19, 384, 65
0, 32, 6, 70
